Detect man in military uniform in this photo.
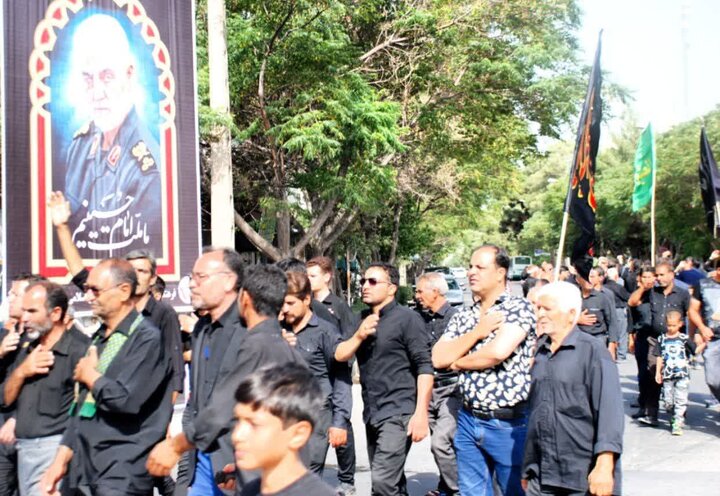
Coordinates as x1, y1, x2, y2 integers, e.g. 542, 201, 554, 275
62, 14, 161, 259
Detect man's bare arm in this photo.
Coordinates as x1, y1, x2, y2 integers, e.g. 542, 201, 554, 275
432, 313, 503, 369
452, 324, 526, 371
48, 192, 84, 276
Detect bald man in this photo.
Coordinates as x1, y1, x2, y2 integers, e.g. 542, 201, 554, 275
63, 13, 161, 259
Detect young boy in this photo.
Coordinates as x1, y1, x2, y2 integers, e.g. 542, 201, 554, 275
655, 310, 696, 435
232, 363, 336, 496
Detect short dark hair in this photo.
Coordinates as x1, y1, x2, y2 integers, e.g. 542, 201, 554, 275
640, 265, 656, 276
474, 244, 510, 277
276, 258, 307, 274
202, 247, 244, 291
306, 256, 334, 275
234, 362, 323, 429
666, 309, 683, 322
243, 264, 287, 317
26, 281, 69, 320
125, 249, 157, 275
10, 272, 46, 284
100, 258, 138, 295
367, 262, 399, 286
286, 271, 312, 300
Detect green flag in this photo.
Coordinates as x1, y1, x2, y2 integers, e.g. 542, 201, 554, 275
632, 123, 655, 212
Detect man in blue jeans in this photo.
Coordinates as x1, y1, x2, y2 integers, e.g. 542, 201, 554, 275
433, 245, 536, 496
688, 270, 720, 407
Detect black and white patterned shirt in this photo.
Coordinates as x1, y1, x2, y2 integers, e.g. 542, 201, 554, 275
441, 292, 536, 411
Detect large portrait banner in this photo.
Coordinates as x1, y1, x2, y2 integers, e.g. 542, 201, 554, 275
2, 0, 201, 308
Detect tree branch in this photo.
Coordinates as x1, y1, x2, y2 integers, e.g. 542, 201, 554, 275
234, 210, 283, 261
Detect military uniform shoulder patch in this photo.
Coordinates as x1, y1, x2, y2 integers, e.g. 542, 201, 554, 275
131, 140, 156, 173
73, 122, 91, 139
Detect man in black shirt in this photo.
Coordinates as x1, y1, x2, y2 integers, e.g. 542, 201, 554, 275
41, 258, 173, 495
574, 264, 618, 359
0, 273, 46, 496
629, 261, 690, 426
148, 247, 243, 495
306, 256, 357, 494
1, 281, 90, 496
335, 262, 433, 496
280, 271, 351, 476
628, 267, 656, 419
414, 272, 459, 496
523, 282, 623, 496
147, 264, 304, 494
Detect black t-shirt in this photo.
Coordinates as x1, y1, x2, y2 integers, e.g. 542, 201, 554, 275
239, 472, 335, 496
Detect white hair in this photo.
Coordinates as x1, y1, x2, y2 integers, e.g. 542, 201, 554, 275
73, 14, 133, 67
536, 281, 582, 325
417, 272, 449, 295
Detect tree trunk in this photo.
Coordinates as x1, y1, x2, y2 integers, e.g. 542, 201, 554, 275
389, 202, 403, 264
207, 0, 234, 247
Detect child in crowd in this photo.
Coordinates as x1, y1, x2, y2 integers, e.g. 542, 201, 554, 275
232, 363, 336, 496
655, 310, 696, 436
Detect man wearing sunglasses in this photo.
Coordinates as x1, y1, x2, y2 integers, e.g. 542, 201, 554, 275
41, 258, 173, 495
335, 262, 433, 496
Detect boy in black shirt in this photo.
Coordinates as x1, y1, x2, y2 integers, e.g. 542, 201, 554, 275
233, 363, 334, 496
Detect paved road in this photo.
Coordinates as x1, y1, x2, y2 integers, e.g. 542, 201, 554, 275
321, 282, 720, 495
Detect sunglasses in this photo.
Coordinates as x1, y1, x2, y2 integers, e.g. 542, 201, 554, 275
82, 283, 122, 296
360, 277, 392, 286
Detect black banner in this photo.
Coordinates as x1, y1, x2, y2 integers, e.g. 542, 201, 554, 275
2, 0, 201, 308
699, 128, 720, 236
565, 33, 602, 265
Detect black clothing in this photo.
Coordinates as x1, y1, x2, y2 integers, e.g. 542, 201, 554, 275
239, 472, 335, 496
61, 310, 172, 494
604, 280, 630, 308
365, 415, 413, 496
648, 285, 690, 338
184, 317, 304, 491
310, 300, 337, 330
621, 268, 637, 294
418, 302, 459, 386
318, 292, 358, 338
524, 329, 623, 495
142, 297, 184, 393
71, 269, 184, 392
182, 304, 242, 488
282, 315, 351, 428
0, 327, 90, 438
578, 289, 618, 342
692, 278, 720, 340
356, 301, 433, 424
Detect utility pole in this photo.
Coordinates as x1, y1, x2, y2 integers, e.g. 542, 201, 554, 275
207, 0, 235, 247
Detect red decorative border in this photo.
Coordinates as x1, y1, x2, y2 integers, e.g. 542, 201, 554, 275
29, 0, 180, 279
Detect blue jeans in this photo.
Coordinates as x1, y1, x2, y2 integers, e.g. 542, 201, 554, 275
704, 339, 720, 402
454, 407, 527, 496
188, 452, 225, 496
16, 434, 63, 496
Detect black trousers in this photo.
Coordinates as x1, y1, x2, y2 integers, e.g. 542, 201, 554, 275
644, 337, 662, 416
634, 332, 650, 409
335, 427, 356, 485
366, 415, 412, 496
0, 442, 17, 496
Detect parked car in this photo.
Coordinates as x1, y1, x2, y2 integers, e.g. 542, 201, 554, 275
425, 266, 452, 275
450, 267, 468, 288
444, 275, 465, 306
509, 255, 532, 280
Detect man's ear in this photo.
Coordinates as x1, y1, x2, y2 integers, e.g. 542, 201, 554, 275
287, 420, 313, 452
50, 306, 64, 325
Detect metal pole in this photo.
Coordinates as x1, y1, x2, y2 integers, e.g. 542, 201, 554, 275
650, 163, 657, 266
555, 211, 570, 280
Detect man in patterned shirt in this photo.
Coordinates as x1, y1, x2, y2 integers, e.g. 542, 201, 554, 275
433, 245, 536, 496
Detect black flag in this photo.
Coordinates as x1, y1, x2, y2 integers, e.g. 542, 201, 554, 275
699, 128, 720, 236
565, 32, 602, 267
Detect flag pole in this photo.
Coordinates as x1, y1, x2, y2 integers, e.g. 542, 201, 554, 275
555, 211, 569, 279
650, 160, 656, 266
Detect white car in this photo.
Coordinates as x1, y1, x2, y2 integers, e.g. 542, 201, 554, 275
444, 275, 465, 306
450, 267, 468, 288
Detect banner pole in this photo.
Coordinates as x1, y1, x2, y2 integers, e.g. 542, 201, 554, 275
650, 162, 657, 266
555, 211, 570, 279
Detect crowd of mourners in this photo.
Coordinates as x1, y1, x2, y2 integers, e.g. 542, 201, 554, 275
0, 192, 718, 496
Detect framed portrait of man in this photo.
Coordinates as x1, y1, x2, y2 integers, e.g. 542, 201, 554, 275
3, 0, 201, 307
